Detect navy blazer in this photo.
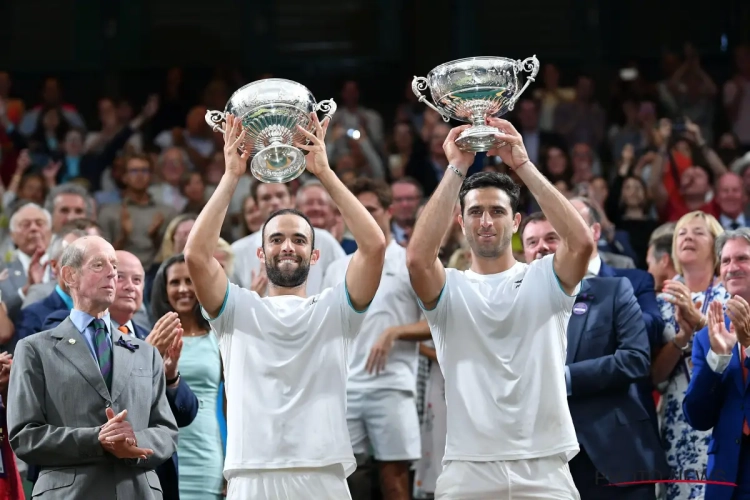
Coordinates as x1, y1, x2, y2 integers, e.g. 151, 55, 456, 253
683, 317, 749, 500
35, 311, 199, 500
600, 260, 665, 431
566, 278, 669, 484
15, 289, 69, 341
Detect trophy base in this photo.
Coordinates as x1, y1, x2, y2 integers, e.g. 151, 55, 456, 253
250, 143, 307, 184
455, 125, 503, 152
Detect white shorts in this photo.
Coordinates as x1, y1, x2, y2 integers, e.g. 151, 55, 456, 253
347, 388, 421, 462
436, 456, 580, 500
226, 465, 352, 500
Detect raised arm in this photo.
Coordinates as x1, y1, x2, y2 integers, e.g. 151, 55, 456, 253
184, 114, 250, 318
296, 114, 386, 310
406, 125, 474, 309
488, 117, 594, 293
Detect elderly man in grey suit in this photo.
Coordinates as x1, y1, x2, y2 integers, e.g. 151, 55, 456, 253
7, 235, 178, 499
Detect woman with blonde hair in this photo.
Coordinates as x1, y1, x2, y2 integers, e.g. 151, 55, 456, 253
156, 213, 199, 265
651, 210, 728, 500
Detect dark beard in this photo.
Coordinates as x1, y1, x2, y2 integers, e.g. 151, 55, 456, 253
265, 259, 310, 288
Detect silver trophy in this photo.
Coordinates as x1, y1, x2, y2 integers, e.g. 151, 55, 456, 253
412, 56, 540, 152
205, 78, 337, 183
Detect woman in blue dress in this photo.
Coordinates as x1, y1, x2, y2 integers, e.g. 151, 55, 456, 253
152, 254, 225, 500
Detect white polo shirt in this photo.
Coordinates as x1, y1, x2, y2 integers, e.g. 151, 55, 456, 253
422, 254, 579, 463
323, 240, 422, 393
203, 280, 365, 477
231, 227, 346, 295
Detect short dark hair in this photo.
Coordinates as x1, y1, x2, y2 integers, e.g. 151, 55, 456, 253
458, 172, 521, 215
150, 254, 210, 331
518, 211, 548, 243
649, 233, 673, 261
251, 181, 291, 203
350, 178, 392, 209
262, 208, 316, 250
391, 177, 424, 198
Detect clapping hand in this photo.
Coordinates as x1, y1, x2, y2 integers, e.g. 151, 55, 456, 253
726, 295, 750, 347
163, 330, 183, 383
145, 312, 181, 357
99, 408, 154, 460
0, 352, 12, 401
250, 267, 268, 295
707, 301, 736, 356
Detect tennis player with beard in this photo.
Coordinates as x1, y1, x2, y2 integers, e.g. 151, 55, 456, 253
184, 113, 386, 500
406, 117, 595, 499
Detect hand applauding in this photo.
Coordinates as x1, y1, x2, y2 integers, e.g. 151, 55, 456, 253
707, 301, 736, 356
99, 408, 154, 460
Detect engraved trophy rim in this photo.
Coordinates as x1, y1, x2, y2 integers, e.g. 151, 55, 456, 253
427, 56, 518, 78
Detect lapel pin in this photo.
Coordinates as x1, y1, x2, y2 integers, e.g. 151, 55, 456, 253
572, 303, 588, 315
68, 338, 76, 344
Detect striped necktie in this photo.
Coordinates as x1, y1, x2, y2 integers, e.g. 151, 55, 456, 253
91, 318, 112, 391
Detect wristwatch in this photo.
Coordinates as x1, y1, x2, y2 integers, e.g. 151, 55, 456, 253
166, 372, 180, 385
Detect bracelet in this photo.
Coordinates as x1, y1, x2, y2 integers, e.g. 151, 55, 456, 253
166, 372, 180, 385
448, 164, 465, 179
672, 338, 690, 351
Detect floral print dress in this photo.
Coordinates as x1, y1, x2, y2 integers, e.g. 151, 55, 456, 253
658, 280, 730, 500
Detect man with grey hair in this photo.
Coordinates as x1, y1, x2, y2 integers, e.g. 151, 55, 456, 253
683, 227, 750, 499
0, 203, 52, 324
8, 235, 178, 499
44, 183, 94, 233
15, 228, 86, 340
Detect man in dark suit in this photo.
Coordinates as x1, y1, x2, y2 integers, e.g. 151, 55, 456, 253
522, 214, 669, 500
15, 228, 87, 340
39, 250, 197, 500
569, 198, 666, 428
684, 228, 750, 500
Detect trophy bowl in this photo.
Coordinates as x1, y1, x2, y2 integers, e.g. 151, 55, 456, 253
204, 78, 337, 183
413, 56, 540, 152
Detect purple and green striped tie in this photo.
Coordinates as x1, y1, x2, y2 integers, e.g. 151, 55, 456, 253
91, 318, 112, 391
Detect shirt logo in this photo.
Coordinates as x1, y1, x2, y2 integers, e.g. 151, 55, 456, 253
514, 279, 523, 289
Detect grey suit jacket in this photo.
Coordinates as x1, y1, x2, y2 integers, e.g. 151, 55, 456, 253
0, 256, 28, 322
21, 282, 56, 309
601, 251, 635, 269
7, 317, 178, 499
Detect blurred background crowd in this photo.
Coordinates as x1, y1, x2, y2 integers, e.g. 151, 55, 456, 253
1, 1, 750, 499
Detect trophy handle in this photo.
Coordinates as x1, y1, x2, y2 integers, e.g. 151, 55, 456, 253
315, 99, 338, 123
508, 55, 541, 112
412, 77, 450, 122
205, 110, 227, 134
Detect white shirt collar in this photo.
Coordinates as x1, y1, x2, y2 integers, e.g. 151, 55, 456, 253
586, 254, 602, 278
720, 213, 746, 229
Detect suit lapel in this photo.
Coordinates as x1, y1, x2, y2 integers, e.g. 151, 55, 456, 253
733, 342, 746, 395
52, 318, 110, 401
566, 281, 592, 364
110, 329, 136, 404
